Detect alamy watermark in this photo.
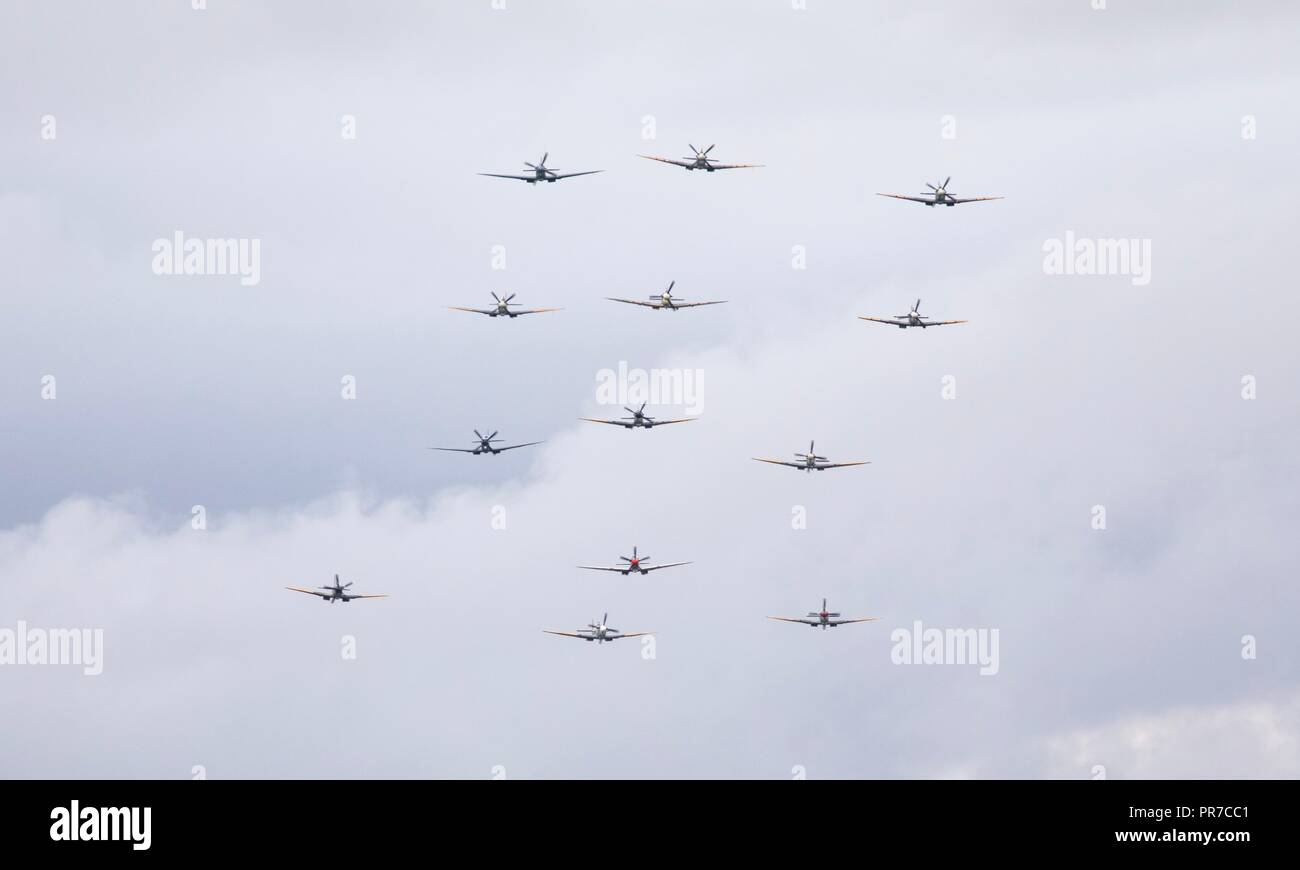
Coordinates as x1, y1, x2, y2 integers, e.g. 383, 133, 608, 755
0, 621, 104, 676
595, 361, 704, 414
890, 620, 999, 676
151, 231, 261, 286
1043, 231, 1151, 286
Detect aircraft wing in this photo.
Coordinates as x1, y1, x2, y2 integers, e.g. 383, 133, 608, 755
638, 155, 695, 168
949, 195, 1004, 204
611, 632, 652, 640
580, 417, 632, 427
650, 417, 696, 426
606, 297, 661, 308
343, 594, 390, 601
285, 586, 329, 598
494, 440, 544, 452
876, 193, 935, 204
858, 316, 905, 326
543, 630, 589, 639
429, 447, 478, 453
752, 458, 804, 468
924, 319, 969, 326
447, 306, 494, 315
708, 163, 763, 170
768, 616, 818, 625
829, 617, 879, 625
643, 561, 691, 572
814, 461, 871, 469
511, 307, 563, 315
548, 170, 603, 180
478, 173, 535, 181
577, 565, 625, 573
673, 300, 728, 308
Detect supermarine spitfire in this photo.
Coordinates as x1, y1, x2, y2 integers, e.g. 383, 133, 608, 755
638, 143, 762, 172
769, 598, 878, 630
544, 613, 652, 644
877, 177, 1003, 207
606, 280, 727, 311
581, 402, 696, 430
859, 299, 967, 329
578, 546, 691, 577
478, 152, 602, 184
753, 440, 869, 472
286, 574, 388, 604
448, 292, 561, 318
429, 430, 543, 456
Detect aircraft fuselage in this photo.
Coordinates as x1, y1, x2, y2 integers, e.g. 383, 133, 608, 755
924, 189, 955, 207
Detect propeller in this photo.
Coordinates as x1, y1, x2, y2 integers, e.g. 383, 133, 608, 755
686, 144, 718, 163
525, 153, 557, 176
649, 281, 680, 302
796, 440, 827, 461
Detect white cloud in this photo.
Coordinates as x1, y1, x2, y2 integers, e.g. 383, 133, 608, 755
1041, 691, 1300, 779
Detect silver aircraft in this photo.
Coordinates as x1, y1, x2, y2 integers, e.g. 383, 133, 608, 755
637, 143, 762, 172
606, 280, 727, 311
753, 440, 869, 472
581, 402, 696, 429
448, 292, 561, 318
286, 574, 388, 604
876, 177, 1003, 207
769, 598, 878, 630
578, 546, 691, 576
429, 430, 543, 456
544, 613, 652, 644
479, 152, 602, 184
859, 299, 967, 329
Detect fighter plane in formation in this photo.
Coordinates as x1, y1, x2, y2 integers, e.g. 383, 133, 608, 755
769, 598, 878, 630
286, 574, 388, 604
429, 430, 543, 456
581, 402, 696, 430
544, 613, 652, 644
448, 292, 561, 318
606, 280, 727, 311
859, 299, 968, 329
753, 440, 870, 472
638, 143, 762, 172
578, 546, 691, 577
478, 152, 603, 184
876, 177, 1003, 207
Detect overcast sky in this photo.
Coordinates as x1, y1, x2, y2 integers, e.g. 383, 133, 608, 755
2, 0, 1298, 778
